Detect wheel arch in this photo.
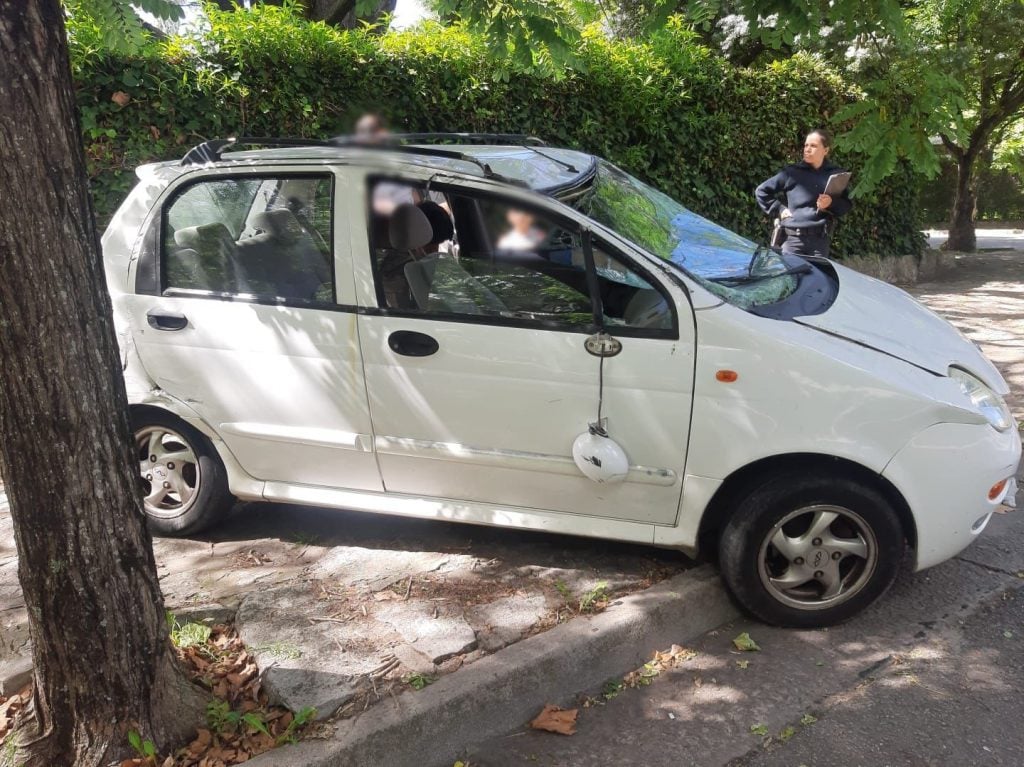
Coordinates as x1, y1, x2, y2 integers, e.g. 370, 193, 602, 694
696, 453, 917, 558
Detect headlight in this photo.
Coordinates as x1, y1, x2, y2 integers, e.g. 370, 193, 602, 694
949, 367, 1011, 431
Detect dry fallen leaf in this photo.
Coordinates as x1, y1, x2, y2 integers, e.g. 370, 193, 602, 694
529, 704, 578, 735
111, 91, 131, 107
189, 728, 213, 754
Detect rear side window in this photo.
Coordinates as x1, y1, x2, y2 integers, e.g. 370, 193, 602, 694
161, 175, 334, 303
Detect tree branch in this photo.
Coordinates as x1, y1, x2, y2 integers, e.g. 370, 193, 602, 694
940, 134, 965, 159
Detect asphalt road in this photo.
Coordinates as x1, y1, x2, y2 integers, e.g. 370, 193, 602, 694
737, 585, 1024, 767
926, 229, 1024, 251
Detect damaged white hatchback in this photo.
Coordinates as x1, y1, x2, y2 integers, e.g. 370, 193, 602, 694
102, 134, 1021, 627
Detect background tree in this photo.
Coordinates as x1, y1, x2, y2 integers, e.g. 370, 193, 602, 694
433, 0, 1024, 249
675, 0, 1024, 249
0, 0, 205, 764
260, 0, 397, 29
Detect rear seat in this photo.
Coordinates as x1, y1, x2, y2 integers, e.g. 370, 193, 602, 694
170, 211, 333, 301
172, 223, 238, 293
236, 209, 332, 300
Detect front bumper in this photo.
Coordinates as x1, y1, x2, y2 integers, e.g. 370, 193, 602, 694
882, 421, 1022, 571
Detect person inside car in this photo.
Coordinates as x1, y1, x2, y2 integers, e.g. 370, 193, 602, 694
497, 208, 546, 251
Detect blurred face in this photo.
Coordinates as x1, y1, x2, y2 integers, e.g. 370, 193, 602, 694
803, 133, 829, 169
355, 115, 388, 143
507, 209, 535, 233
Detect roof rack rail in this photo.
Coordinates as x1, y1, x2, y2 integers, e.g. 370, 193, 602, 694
180, 135, 531, 185
181, 137, 332, 166
334, 133, 578, 173
373, 132, 547, 146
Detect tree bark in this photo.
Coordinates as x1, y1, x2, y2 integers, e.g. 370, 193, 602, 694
946, 150, 979, 252
0, 2, 205, 765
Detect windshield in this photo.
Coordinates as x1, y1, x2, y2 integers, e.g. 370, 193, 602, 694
574, 160, 801, 309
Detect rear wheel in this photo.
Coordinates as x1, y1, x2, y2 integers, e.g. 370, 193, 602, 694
132, 410, 234, 536
718, 475, 905, 628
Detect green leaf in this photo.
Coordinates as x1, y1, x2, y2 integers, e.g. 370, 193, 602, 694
732, 632, 760, 652
242, 713, 272, 737
127, 730, 142, 754
750, 723, 769, 736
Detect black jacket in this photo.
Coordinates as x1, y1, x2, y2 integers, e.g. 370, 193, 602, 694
755, 161, 852, 231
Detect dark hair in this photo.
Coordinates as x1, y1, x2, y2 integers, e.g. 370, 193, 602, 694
807, 128, 833, 149
417, 200, 454, 244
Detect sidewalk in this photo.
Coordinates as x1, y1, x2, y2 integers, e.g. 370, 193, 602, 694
0, 487, 691, 712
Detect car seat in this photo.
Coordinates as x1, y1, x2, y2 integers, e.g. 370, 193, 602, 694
172, 223, 238, 293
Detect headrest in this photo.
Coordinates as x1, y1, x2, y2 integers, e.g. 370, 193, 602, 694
174, 223, 235, 250
252, 209, 305, 244
417, 201, 454, 244
389, 203, 433, 250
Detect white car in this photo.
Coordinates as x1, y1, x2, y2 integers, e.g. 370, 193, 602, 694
102, 134, 1021, 627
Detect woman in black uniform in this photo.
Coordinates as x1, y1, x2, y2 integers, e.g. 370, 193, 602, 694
755, 129, 852, 258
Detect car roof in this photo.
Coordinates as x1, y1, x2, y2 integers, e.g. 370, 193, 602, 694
142, 140, 597, 195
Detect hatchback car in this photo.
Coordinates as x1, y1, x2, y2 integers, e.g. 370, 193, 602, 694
102, 134, 1020, 627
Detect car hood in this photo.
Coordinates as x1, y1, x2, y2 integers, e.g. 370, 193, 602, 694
795, 262, 1009, 394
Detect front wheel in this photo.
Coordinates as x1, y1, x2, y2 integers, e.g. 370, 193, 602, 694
718, 475, 905, 628
132, 410, 234, 536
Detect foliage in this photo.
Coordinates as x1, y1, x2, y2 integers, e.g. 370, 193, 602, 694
167, 615, 213, 649
430, 0, 583, 79
403, 672, 436, 690
680, 0, 1024, 221
127, 730, 158, 760
64, 0, 182, 52
578, 581, 611, 612
71, 4, 922, 257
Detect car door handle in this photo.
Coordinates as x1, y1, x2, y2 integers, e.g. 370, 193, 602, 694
388, 330, 439, 357
146, 310, 189, 331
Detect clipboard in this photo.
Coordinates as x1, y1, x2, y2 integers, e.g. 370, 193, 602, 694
823, 172, 851, 196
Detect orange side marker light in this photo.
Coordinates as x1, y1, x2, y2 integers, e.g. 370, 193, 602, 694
989, 479, 1008, 501
716, 370, 738, 383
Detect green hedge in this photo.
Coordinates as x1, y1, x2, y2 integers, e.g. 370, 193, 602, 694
71, 6, 924, 257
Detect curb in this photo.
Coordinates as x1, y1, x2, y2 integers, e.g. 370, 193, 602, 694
0, 655, 31, 697
247, 564, 739, 767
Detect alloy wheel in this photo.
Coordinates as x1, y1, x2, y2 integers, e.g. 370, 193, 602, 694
135, 426, 201, 518
757, 504, 878, 610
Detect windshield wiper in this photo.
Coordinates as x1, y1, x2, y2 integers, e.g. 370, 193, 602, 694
708, 264, 812, 285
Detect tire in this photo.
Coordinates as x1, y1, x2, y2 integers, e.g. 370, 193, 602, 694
718, 474, 905, 628
131, 409, 234, 536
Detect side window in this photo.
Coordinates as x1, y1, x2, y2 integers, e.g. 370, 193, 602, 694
162, 175, 334, 303
367, 180, 672, 332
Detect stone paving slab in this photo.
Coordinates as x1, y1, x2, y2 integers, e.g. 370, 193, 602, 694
0, 490, 685, 708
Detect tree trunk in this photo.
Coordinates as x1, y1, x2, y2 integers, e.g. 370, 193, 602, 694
946, 151, 979, 252
0, 2, 205, 764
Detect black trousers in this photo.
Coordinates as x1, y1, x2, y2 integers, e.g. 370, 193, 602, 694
781, 228, 830, 258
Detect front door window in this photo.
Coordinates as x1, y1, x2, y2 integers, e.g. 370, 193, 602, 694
366, 180, 674, 334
